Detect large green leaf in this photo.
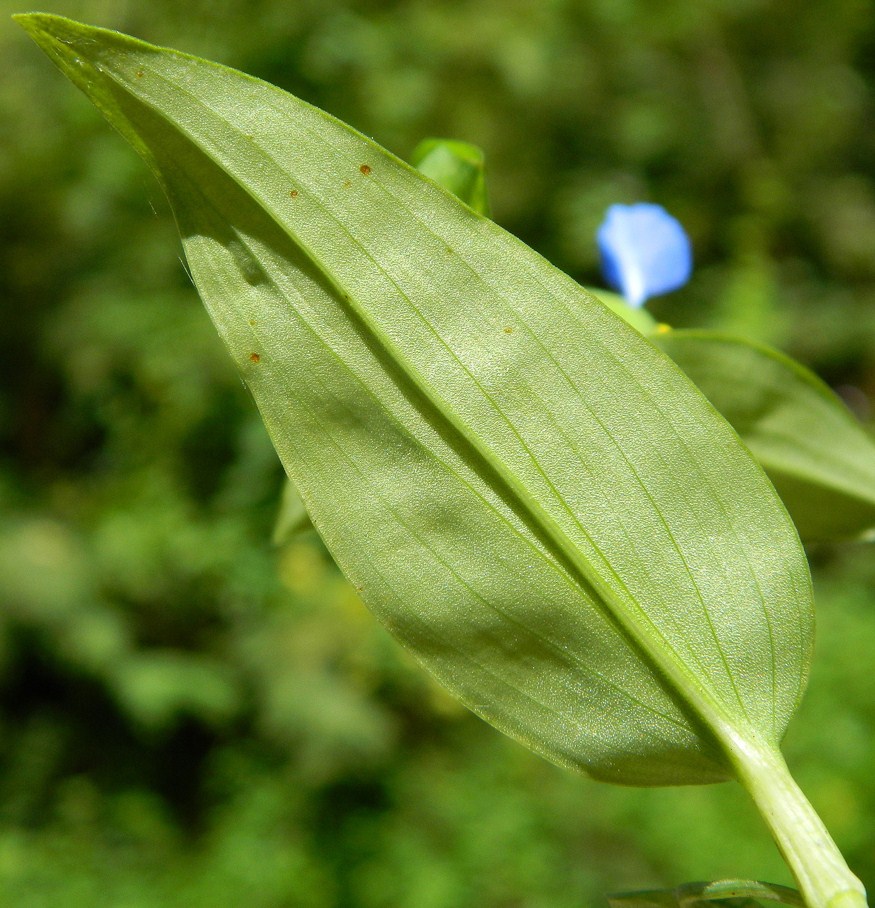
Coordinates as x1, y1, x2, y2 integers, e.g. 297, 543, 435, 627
656, 330, 875, 543
17, 14, 813, 788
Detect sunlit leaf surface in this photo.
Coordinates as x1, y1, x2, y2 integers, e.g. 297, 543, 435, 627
274, 137, 491, 544
18, 15, 813, 787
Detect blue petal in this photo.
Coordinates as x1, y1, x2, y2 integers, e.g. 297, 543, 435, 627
597, 203, 692, 308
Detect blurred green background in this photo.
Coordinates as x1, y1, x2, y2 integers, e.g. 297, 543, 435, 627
2, 0, 875, 904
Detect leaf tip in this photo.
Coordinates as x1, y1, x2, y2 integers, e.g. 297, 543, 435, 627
12, 11, 45, 40
14, 11, 74, 41
14, 12, 98, 71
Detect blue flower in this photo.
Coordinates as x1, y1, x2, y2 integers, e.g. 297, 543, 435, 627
597, 203, 692, 308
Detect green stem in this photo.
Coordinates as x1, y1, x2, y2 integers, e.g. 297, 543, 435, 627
725, 733, 867, 908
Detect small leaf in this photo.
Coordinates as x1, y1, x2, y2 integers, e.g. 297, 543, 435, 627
587, 287, 660, 336
410, 137, 490, 217
272, 478, 311, 545
17, 13, 813, 789
656, 330, 875, 542
607, 880, 804, 908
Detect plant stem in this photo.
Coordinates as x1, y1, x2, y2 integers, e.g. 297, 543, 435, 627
725, 732, 867, 908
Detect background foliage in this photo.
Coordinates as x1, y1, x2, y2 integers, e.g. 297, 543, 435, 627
2, 0, 874, 904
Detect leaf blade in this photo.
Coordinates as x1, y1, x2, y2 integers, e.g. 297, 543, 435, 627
19, 14, 814, 785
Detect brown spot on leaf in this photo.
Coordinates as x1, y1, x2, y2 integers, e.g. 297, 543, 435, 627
135, 70, 144, 78
360, 164, 372, 175
249, 353, 261, 363
289, 189, 299, 198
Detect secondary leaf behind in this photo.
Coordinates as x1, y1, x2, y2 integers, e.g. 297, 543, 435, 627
658, 330, 875, 542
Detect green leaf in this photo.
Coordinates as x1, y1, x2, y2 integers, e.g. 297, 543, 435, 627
656, 330, 875, 543
410, 137, 491, 217
16, 13, 813, 787
274, 136, 492, 545
272, 478, 311, 545
607, 879, 804, 908
587, 287, 660, 336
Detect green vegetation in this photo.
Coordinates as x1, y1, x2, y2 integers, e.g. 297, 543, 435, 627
2, 1, 874, 905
